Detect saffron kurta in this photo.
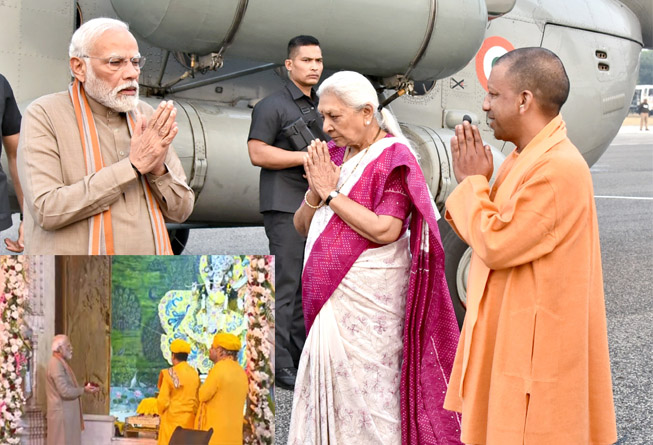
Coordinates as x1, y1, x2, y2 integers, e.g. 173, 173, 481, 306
156, 361, 200, 445
443, 115, 617, 444
197, 359, 248, 445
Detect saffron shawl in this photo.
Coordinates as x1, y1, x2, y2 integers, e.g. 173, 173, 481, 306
456, 115, 567, 397
68, 79, 173, 255
302, 136, 462, 444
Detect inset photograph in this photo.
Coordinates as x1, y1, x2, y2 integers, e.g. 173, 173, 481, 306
1, 255, 274, 445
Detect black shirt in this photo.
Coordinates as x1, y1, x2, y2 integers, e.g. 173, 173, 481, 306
248, 81, 327, 213
1, 74, 21, 144
0, 74, 21, 231
638, 102, 650, 114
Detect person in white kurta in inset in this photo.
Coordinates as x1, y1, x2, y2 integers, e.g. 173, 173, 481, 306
46, 335, 98, 445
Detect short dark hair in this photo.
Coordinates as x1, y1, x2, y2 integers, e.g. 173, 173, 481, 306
495, 47, 570, 116
287, 35, 320, 59
172, 352, 188, 362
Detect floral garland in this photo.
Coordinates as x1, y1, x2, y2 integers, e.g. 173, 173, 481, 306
243, 256, 275, 444
0, 256, 29, 445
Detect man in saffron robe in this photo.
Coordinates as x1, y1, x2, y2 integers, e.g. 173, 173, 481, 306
156, 339, 200, 445
46, 335, 99, 445
196, 333, 248, 445
443, 47, 617, 444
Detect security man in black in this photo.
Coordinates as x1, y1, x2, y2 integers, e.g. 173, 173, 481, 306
247, 35, 326, 390
0, 73, 24, 252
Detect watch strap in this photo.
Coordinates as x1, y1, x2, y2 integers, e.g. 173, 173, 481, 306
325, 190, 340, 206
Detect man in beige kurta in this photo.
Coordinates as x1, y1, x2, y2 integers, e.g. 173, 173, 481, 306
17, 18, 194, 254
443, 48, 617, 444
46, 335, 98, 445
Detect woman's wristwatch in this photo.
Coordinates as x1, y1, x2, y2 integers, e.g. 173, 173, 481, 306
325, 190, 340, 206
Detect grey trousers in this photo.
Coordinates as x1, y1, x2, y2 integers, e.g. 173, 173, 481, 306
263, 211, 306, 370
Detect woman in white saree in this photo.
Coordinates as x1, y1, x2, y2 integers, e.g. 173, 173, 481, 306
287, 71, 461, 445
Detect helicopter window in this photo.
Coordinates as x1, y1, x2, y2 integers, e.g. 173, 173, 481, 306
412, 80, 436, 96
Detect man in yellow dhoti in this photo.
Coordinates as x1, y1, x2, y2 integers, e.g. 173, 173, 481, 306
196, 333, 248, 445
156, 339, 200, 445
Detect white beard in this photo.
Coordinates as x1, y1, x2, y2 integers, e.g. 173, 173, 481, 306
84, 65, 139, 113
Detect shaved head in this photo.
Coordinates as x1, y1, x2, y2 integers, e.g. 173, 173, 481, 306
495, 47, 570, 116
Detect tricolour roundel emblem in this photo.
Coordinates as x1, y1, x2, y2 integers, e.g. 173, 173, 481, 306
475, 36, 515, 91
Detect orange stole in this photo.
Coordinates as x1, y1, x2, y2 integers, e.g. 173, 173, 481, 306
69, 79, 172, 254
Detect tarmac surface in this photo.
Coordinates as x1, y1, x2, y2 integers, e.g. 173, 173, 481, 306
592, 127, 653, 445
1, 126, 650, 443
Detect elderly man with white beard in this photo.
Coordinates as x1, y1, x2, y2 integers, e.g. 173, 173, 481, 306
17, 17, 194, 254
46, 335, 99, 445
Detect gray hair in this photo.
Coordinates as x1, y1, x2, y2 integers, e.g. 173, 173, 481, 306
69, 17, 130, 58
51, 335, 69, 353
317, 71, 405, 140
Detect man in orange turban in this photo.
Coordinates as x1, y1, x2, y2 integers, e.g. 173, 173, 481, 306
196, 333, 248, 445
156, 339, 200, 445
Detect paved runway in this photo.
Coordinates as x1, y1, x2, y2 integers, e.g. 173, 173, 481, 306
592, 127, 653, 445
1, 126, 650, 443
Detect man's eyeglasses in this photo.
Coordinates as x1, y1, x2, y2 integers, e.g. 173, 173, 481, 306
82, 55, 146, 71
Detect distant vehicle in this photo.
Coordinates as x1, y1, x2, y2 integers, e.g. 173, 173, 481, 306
1, 0, 652, 324
630, 85, 653, 114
